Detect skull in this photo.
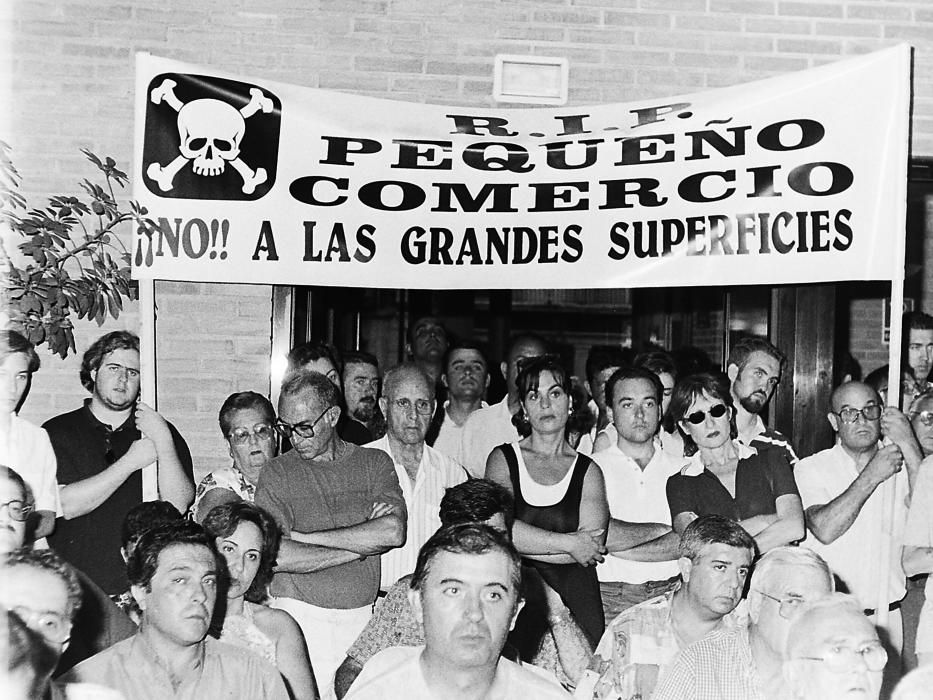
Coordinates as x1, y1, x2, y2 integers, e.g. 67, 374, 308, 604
176, 99, 246, 176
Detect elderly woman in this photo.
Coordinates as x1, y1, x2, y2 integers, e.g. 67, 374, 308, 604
191, 391, 277, 522
485, 354, 609, 648
665, 372, 804, 553
204, 502, 318, 700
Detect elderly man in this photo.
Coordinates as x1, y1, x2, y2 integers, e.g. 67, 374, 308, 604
459, 333, 547, 477
429, 341, 490, 458
653, 546, 834, 700
256, 370, 406, 691
366, 363, 468, 589
64, 521, 288, 698
727, 335, 798, 466
783, 594, 886, 700
341, 350, 382, 441
345, 522, 571, 699
44, 331, 194, 595
575, 515, 755, 700
796, 381, 921, 654
591, 367, 686, 620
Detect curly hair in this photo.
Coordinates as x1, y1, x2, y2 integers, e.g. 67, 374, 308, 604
127, 521, 219, 591
3, 547, 83, 620
79, 331, 139, 392
218, 391, 276, 437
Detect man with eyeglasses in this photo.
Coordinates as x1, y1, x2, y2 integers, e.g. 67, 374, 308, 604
796, 380, 922, 660
653, 545, 834, 700
365, 364, 468, 590
44, 331, 194, 595
783, 593, 885, 700
255, 369, 406, 694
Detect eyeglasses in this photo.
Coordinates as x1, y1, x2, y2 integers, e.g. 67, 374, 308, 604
275, 409, 331, 439
911, 410, 933, 427
796, 642, 888, 673
0, 499, 32, 522
10, 605, 72, 645
684, 403, 728, 425
835, 405, 883, 424
756, 590, 807, 620
227, 424, 276, 445
392, 398, 433, 415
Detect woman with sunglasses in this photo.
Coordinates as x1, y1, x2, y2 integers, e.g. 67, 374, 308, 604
665, 373, 804, 552
191, 392, 278, 522
485, 354, 609, 649
203, 501, 319, 700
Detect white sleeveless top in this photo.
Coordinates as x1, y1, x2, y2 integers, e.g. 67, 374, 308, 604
511, 442, 576, 507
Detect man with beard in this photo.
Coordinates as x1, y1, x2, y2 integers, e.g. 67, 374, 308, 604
64, 521, 288, 698
367, 364, 468, 590
44, 331, 194, 595
430, 341, 491, 459
727, 336, 799, 468
342, 351, 383, 441
406, 316, 449, 391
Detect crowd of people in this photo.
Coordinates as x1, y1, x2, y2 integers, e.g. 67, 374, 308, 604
4, 309, 933, 699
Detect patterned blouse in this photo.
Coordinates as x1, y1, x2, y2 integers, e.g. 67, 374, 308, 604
190, 465, 256, 519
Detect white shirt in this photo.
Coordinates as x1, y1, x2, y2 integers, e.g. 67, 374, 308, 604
0, 415, 61, 515
366, 436, 468, 588
345, 646, 571, 700
577, 423, 618, 456
795, 442, 908, 606
592, 442, 685, 584
431, 400, 487, 461
458, 397, 520, 478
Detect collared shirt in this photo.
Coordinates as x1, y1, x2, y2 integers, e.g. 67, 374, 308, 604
345, 645, 571, 700
651, 625, 764, 700
577, 424, 617, 456
0, 414, 60, 515
63, 633, 288, 700
574, 587, 734, 700
458, 397, 520, 477
737, 414, 799, 467
431, 400, 488, 460
591, 443, 684, 584
796, 442, 909, 606
366, 436, 468, 588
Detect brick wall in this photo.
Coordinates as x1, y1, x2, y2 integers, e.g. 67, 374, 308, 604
7, 0, 933, 478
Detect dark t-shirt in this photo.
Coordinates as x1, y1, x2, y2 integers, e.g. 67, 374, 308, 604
44, 401, 194, 594
255, 443, 405, 609
666, 447, 799, 523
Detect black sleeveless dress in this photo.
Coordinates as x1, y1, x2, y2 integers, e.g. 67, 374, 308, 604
502, 443, 604, 648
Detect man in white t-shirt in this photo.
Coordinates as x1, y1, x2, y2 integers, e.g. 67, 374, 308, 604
430, 342, 490, 460
345, 522, 570, 699
592, 367, 687, 621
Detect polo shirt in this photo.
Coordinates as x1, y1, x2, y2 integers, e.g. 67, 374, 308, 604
591, 443, 684, 584
737, 415, 799, 467
255, 443, 406, 609
366, 436, 468, 588
0, 414, 61, 515
44, 401, 193, 594
666, 442, 799, 524
345, 645, 571, 700
64, 634, 288, 699
795, 442, 908, 606
458, 397, 520, 477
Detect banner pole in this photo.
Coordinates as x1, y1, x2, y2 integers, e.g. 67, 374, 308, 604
139, 279, 158, 501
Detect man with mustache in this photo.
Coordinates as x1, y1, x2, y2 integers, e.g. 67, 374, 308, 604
342, 351, 383, 441
344, 522, 571, 699
64, 521, 288, 698
727, 336, 798, 468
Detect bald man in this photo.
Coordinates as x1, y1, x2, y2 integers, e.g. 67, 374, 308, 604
795, 381, 921, 656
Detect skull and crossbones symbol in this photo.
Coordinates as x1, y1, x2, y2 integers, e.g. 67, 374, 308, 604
146, 78, 272, 194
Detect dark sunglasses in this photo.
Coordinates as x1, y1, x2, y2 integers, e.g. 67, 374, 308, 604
684, 403, 728, 425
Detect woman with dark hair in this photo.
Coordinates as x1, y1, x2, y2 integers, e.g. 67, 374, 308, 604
485, 355, 609, 648
203, 502, 318, 700
665, 372, 804, 552
191, 391, 278, 522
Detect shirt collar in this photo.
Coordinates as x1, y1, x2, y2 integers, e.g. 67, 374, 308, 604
681, 440, 757, 475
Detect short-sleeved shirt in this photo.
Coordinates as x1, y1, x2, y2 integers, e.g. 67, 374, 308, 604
255, 443, 405, 609
190, 464, 255, 519
365, 436, 468, 588
795, 442, 908, 606
63, 633, 288, 700
345, 645, 571, 700
44, 401, 193, 594
591, 443, 684, 584
666, 442, 799, 523
738, 415, 799, 468
904, 455, 933, 651
458, 398, 520, 477
431, 401, 488, 460
651, 625, 764, 700
1, 414, 61, 515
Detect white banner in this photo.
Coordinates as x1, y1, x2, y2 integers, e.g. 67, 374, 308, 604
132, 46, 910, 289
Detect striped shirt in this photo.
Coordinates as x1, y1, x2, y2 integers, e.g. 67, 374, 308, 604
367, 436, 468, 588
738, 415, 799, 467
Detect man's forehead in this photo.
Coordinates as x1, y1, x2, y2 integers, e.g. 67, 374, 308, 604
742, 351, 781, 373
414, 318, 445, 335
449, 349, 486, 368
156, 543, 217, 574
768, 564, 830, 596
426, 550, 515, 588
509, 340, 545, 362
696, 542, 752, 565
615, 377, 657, 401
345, 361, 378, 377
102, 348, 140, 367
909, 328, 933, 344
388, 373, 432, 399
832, 383, 879, 411
279, 392, 323, 417
806, 608, 876, 645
